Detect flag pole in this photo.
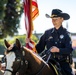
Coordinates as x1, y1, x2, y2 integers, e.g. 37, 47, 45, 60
23, 0, 39, 53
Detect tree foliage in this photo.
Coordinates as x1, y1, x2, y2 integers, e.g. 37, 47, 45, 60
0, 0, 23, 38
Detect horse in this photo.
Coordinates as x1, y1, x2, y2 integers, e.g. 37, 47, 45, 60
4, 39, 58, 75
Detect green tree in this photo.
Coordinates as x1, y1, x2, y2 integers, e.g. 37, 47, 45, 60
0, 0, 23, 38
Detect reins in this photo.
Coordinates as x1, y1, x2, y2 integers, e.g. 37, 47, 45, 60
28, 50, 51, 75
35, 55, 51, 75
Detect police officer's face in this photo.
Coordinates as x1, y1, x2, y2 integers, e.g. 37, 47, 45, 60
52, 17, 64, 29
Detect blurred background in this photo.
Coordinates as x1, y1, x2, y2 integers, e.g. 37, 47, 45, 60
0, 0, 76, 74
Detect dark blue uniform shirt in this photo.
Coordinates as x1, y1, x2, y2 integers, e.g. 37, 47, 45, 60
36, 26, 73, 55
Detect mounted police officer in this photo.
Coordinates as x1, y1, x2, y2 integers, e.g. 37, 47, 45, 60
35, 9, 74, 75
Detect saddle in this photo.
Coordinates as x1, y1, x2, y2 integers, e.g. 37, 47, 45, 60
48, 58, 62, 75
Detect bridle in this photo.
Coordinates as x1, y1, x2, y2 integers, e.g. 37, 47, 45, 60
5, 58, 28, 75
5, 46, 28, 75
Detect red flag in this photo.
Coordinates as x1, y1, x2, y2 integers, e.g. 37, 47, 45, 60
32, 0, 39, 20
23, 0, 39, 53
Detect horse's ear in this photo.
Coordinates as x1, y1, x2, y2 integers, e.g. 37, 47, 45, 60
4, 39, 10, 48
16, 39, 21, 49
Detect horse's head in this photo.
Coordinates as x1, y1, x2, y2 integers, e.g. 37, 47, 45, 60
4, 39, 28, 75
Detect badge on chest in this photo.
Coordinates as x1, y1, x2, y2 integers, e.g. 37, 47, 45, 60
60, 34, 64, 39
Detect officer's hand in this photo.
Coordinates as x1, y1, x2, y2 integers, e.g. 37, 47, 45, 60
25, 38, 30, 43
50, 46, 60, 53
